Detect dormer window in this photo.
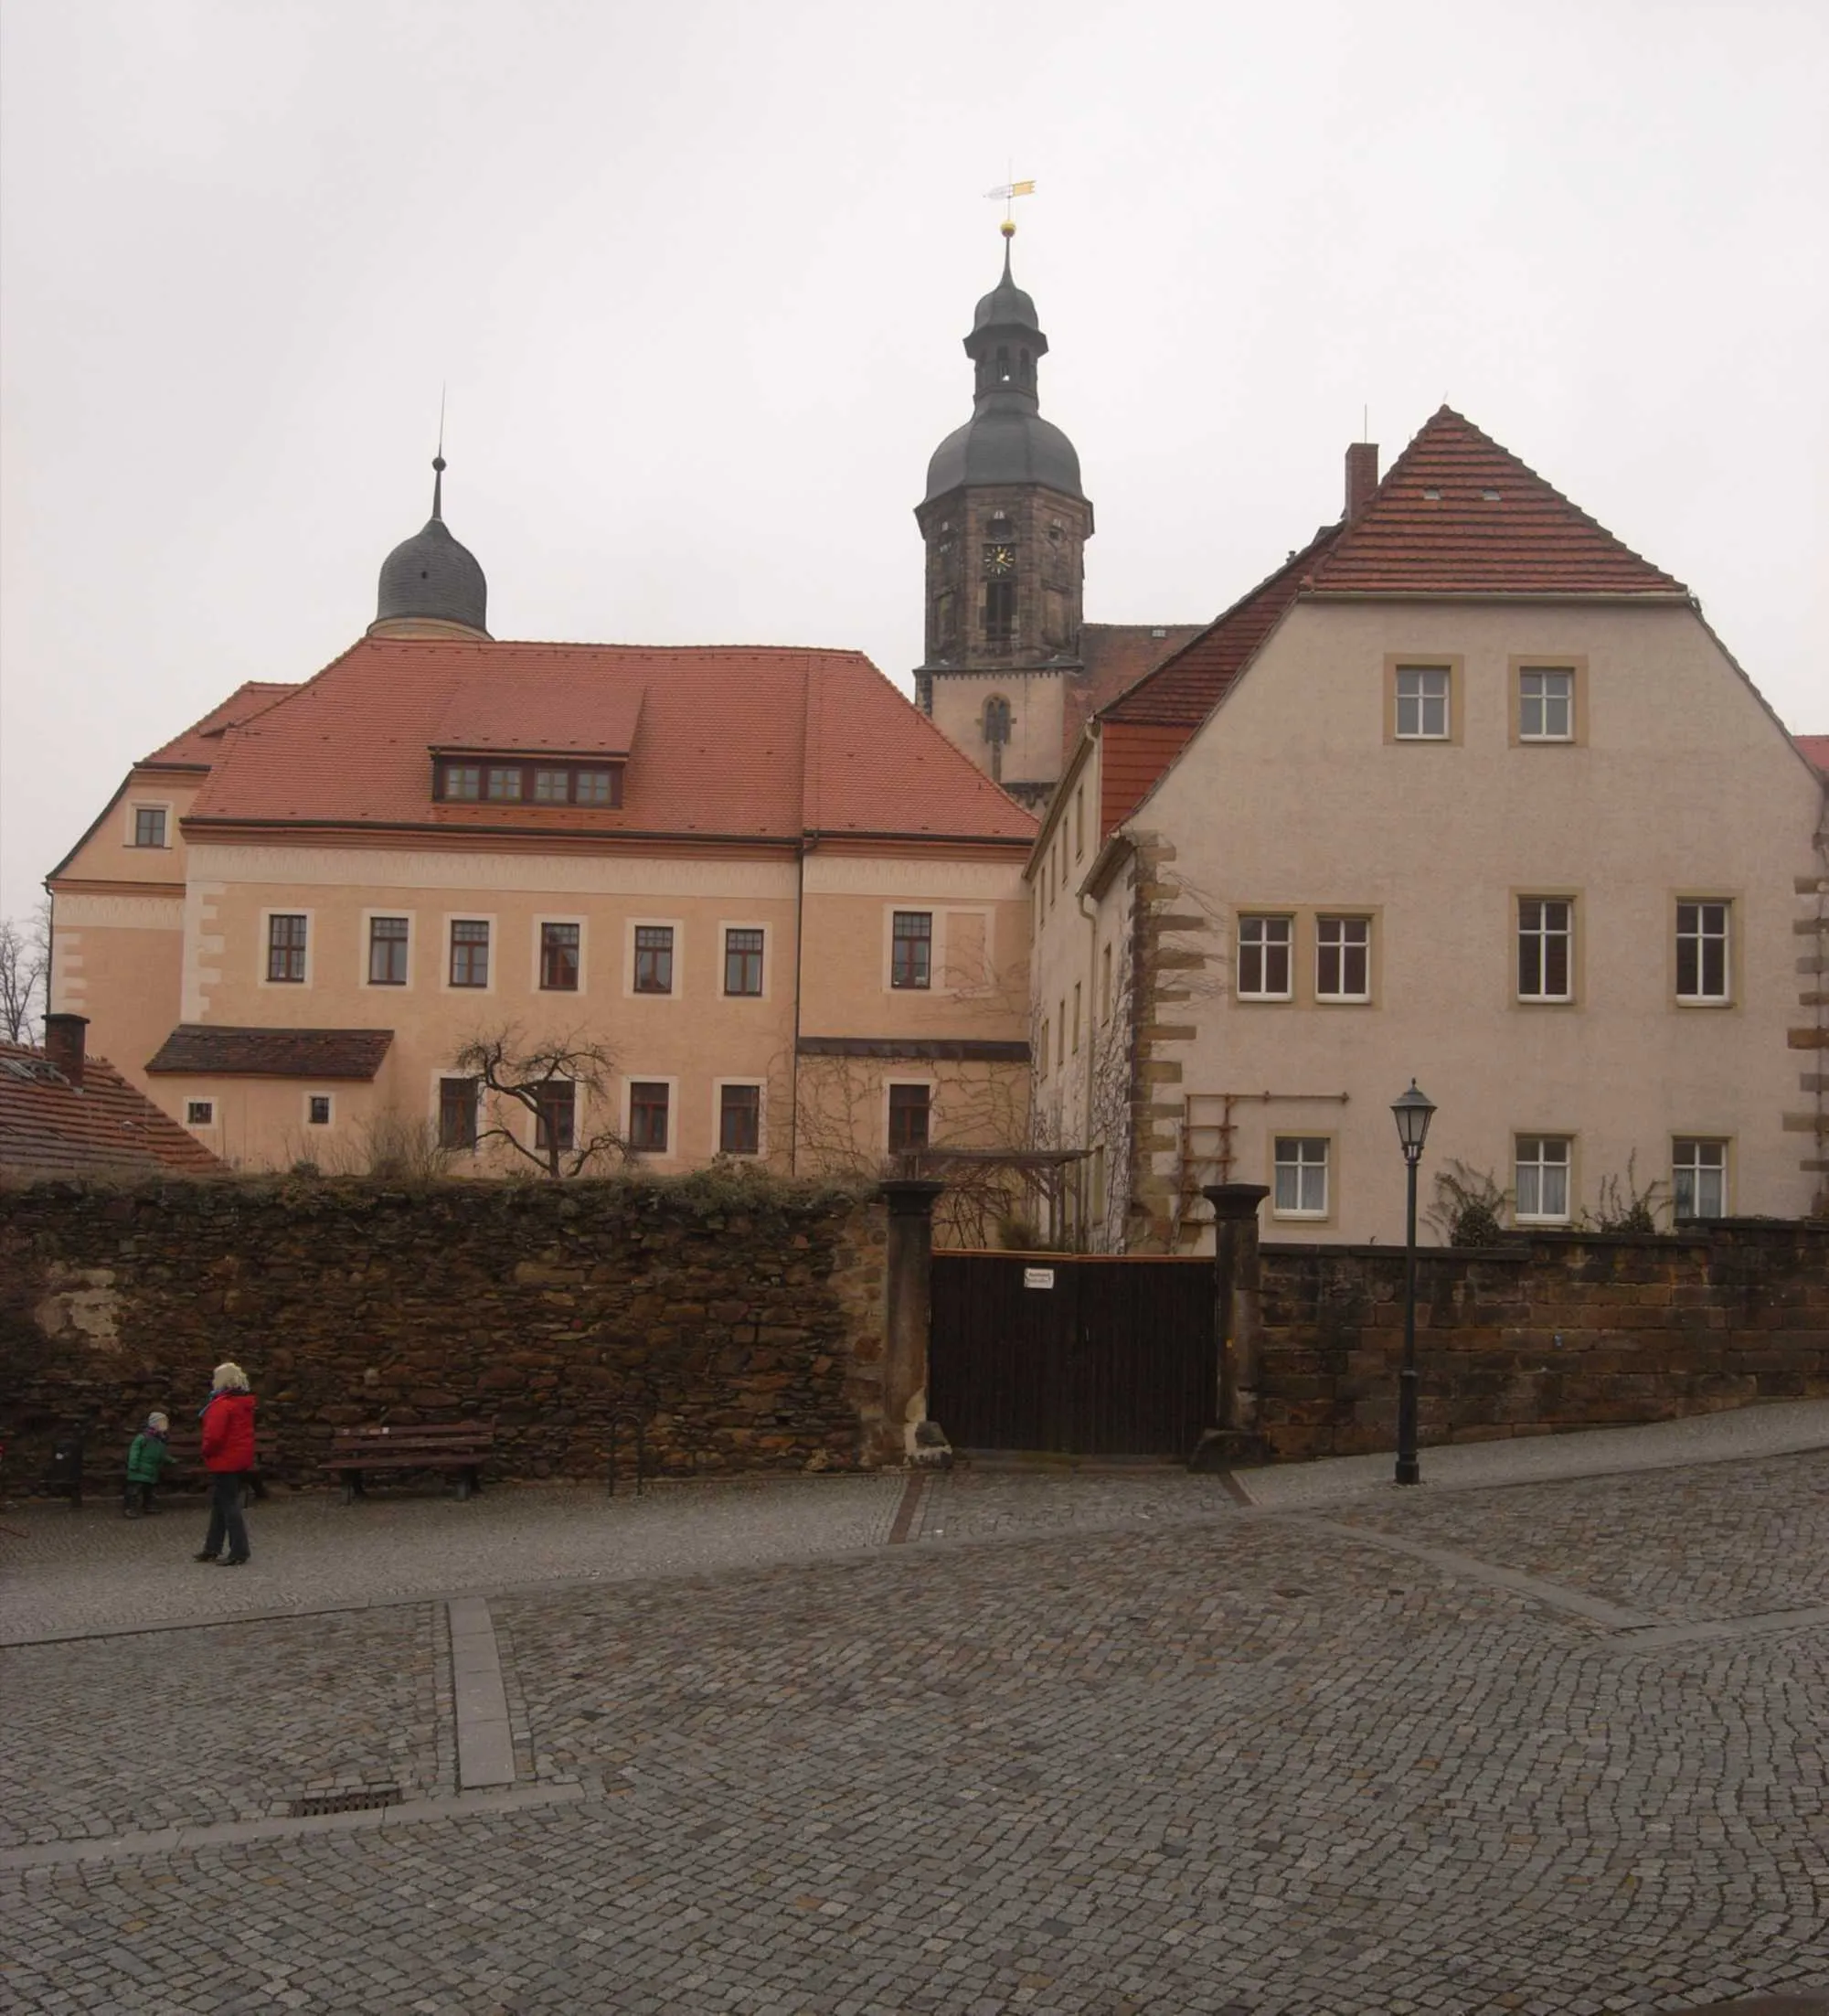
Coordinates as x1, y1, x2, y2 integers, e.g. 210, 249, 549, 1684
435, 759, 623, 807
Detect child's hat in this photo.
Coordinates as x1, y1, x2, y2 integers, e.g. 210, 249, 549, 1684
147, 1411, 169, 1432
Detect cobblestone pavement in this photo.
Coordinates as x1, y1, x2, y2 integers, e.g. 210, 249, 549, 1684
3, 1445, 1826, 2012
0, 1605, 446, 1848
0, 1473, 905, 1645
1332, 1450, 1829, 1627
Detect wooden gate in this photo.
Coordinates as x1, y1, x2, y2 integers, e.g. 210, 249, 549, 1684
928, 1253, 1215, 1456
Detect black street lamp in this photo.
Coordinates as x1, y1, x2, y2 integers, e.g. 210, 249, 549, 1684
1390, 1080, 1436, 1487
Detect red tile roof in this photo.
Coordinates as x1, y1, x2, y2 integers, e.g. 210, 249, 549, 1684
1305, 408, 1687, 597
146, 1027, 395, 1080
1061, 624, 1206, 748
186, 640, 1036, 846
141, 681, 299, 769
1796, 734, 1829, 778
432, 672, 643, 757
0, 1042, 226, 1179
1101, 528, 1341, 728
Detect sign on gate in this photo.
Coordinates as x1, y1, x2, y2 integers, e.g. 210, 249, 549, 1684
1023, 1266, 1056, 1289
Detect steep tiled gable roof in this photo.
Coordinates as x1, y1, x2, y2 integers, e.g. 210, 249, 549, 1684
1101, 528, 1341, 728
146, 1027, 394, 1080
1304, 408, 1687, 597
1796, 734, 1829, 778
1062, 624, 1206, 747
0, 1043, 226, 1179
186, 639, 1035, 845
140, 681, 299, 769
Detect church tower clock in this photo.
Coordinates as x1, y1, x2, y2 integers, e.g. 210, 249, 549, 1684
915, 224, 1093, 806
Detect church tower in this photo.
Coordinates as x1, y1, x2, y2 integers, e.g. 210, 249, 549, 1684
915, 225, 1093, 807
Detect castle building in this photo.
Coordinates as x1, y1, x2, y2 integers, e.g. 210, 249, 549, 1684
915, 226, 1197, 807
47, 463, 1037, 1180
1025, 410, 1829, 1247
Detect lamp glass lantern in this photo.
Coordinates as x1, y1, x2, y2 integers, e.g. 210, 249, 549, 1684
1391, 1081, 1436, 1164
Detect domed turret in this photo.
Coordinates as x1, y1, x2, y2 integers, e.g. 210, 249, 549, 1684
922, 236, 1085, 506
370, 456, 490, 639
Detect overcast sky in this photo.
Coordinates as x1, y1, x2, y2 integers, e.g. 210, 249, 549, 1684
3, 0, 1825, 925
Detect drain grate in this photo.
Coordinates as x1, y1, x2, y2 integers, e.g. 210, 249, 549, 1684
289, 1785, 402, 1817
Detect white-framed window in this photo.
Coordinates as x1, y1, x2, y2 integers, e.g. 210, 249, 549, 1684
1673, 1139, 1728, 1221
1518, 667, 1574, 741
537, 918, 583, 993
626, 1078, 675, 1155
447, 917, 492, 990
186, 1099, 215, 1127
1517, 898, 1573, 1002
1272, 1137, 1329, 1219
1395, 666, 1451, 740
1515, 1136, 1571, 1222
1315, 917, 1370, 1002
716, 1081, 764, 1157
628, 920, 679, 997
130, 805, 171, 848
1675, 901, 1730, 1005
366, 913, 411, 987
722, 923, 767, 998
534, 1079, 577, 1155
264, 911, 309, 986
305, 1093, 333, 1127
890, 911, 932, 990
1238, 915, 1292, 1000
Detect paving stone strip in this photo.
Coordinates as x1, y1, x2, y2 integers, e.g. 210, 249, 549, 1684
1285, 1513, 1664, 1629
448, 1596, 516, 1789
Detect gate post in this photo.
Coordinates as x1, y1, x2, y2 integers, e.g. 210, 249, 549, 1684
1192, 1182, 1271, 1468
880, 1179, 945, 1463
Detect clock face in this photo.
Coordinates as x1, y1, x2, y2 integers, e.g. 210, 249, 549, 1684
984, 543, 1016, 576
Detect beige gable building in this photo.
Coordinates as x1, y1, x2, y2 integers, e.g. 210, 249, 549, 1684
1029, 411, 1828, 1248
47, 465, 1037, 1180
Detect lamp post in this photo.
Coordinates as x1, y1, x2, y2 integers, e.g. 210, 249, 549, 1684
1390, 1080, 1436, 1487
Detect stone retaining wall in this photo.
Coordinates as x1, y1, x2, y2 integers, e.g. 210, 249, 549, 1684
0, 1174, 890, 1488
1254, 1221, 1829, 1459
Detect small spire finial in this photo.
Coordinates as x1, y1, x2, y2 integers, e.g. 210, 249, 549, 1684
431, 385, 448, 520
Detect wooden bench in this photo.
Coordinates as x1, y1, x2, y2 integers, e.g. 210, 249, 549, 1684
320, 1422, 494, 1503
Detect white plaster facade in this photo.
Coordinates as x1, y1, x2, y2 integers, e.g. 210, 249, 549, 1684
1031, 598, 1829, 1249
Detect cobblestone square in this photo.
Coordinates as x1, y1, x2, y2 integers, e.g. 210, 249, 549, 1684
3, 1416, 1826, 2012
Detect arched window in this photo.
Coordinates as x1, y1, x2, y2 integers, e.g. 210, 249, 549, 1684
995, 345, 1012, 384
984, 695, 1012, 747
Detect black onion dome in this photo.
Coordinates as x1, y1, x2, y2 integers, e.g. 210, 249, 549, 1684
924, 411, 1083, 501
375, 457, 488, 633
923, 240, 1084, 505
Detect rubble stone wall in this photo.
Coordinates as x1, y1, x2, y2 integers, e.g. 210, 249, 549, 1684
1255, 1221, 1829, 1459
0, 1174, 889, 1488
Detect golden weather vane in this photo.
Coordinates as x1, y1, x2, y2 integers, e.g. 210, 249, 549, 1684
984, 176, 1036, 237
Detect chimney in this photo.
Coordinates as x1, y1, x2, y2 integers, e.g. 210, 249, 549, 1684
44, 1012, 89, 1088
1345, 441, 1379, 524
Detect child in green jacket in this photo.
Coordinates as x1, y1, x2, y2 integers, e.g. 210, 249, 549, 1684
123, 1412, 175, 1516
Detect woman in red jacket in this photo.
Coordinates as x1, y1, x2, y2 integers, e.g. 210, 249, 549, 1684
195, 1361, 257, 1566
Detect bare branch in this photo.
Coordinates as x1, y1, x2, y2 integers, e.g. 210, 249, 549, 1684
449, 1023, 629, 1179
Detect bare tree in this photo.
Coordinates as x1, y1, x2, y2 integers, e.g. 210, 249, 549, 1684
0, 901, 50, 1044
450, 1024, 629, 1179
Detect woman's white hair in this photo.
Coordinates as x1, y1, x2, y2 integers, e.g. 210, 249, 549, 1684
212, 1361, 250, 1392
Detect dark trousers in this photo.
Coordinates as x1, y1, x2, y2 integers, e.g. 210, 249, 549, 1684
202, 1472, 250, 1560
122, 1481, 155, 1514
